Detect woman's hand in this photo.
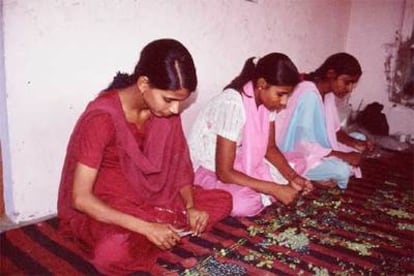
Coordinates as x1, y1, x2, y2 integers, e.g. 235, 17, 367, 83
354, 139, 375, 152
187, 208, 209, 236
269, 185, 299, 205
289, 175, 314, 195
143, 223, 181, 250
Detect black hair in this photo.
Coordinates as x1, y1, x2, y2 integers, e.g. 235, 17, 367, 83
105, 39, 197, 92
304, 52, 362, 82
224, 53, 300, 91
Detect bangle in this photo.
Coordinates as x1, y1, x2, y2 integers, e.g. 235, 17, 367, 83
186, 205, 194, 210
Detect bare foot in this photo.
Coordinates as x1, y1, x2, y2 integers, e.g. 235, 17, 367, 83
313, 180, 336, 189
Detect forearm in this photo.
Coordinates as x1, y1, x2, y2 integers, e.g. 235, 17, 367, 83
327, 149, 345, 159
337, 129, 359, 148
73, 194, 151, 235
267, 121, 298, 181
328, 150, 360, 165
265, 146, 298, 181
72, 164, 152, 234
217, 167, 276, 195
179, 185, 195, 209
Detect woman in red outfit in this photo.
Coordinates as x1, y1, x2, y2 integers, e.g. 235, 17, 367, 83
57, 39, 232, 274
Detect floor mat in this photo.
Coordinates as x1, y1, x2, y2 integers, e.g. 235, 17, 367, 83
1, 149, 413, 275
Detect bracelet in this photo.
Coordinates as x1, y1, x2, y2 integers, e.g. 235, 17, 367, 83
186, 205, 194, 210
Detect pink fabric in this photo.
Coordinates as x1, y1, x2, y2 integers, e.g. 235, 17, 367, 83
58, 91, 232, 274
195, 82, 278, 217
195, 166, 265, 217
233, 81, 273, 181
324, 93, 362, 177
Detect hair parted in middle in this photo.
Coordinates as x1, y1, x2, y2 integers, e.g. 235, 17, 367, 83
105, 38, 197, 92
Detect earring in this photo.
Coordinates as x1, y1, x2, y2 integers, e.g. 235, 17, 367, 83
137, 85, 145, 95
140, 76, 149, 95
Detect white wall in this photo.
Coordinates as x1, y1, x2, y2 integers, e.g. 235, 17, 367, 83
346, 0, 414, 135
0, 0, 405, 223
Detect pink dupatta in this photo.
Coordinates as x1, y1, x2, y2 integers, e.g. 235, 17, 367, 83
233, 82, 273, 181
324, 93, 362, 177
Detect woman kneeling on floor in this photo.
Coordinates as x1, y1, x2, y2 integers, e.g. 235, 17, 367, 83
57, 39, 232, 274
189, 53, 313, 217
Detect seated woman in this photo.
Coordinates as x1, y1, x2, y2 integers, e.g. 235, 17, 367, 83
276, 53, 374, 189
57, 39, 232, 274
188, 53, 313, 217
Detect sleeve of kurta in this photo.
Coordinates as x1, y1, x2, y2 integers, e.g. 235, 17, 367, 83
76, 112, 115, 169
211, 91, 245, 142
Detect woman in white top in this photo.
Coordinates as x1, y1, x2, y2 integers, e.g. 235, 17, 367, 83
188, 53, 313, 217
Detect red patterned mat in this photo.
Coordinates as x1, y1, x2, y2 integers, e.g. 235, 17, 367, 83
1, 150, 413, 275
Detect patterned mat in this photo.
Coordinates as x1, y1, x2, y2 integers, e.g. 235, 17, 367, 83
1, 149, 413, 275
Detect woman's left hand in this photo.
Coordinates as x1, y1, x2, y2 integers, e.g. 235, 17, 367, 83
354, 139, 375, 152
187, 208, 209, 236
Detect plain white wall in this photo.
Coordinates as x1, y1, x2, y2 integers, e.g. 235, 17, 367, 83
0, 0, 409, 223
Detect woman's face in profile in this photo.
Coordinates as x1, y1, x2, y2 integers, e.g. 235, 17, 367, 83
331, 74, 360, 98
259, 85, 294, 112
144, 87, 190, 117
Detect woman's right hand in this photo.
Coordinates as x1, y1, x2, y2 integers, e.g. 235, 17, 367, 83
143, 222, 181, 250
270, 185, 299, 205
